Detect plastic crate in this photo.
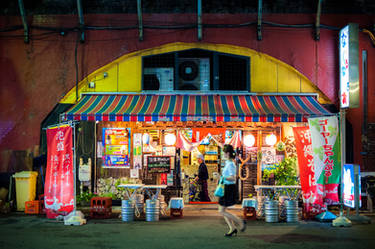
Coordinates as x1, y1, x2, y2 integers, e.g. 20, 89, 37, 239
25, 200, 40, 214
90, 197, 112, 219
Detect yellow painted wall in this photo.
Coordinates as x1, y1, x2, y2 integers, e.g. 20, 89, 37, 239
60, 42, 330, 104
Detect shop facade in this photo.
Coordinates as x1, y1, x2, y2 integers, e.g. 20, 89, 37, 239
56, 43, 332, 204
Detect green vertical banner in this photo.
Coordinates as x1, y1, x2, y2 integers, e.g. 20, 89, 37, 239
308, 116, 341, 205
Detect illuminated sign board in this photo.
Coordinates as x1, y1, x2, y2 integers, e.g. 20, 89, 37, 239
339, 23, 359, 109
343, 164, 361, 209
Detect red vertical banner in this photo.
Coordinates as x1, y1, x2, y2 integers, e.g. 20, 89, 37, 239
44, 125, 74, 217
293, 127, 324, 214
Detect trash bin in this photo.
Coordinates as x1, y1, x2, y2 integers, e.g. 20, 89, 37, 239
13, 171, 38, 211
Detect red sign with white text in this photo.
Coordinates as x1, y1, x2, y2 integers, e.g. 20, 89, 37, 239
293, 127, 324, 214
44, 125, 74, 217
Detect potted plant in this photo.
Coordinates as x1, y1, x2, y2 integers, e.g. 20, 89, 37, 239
262, 157, 300, 218
263, 157, 298, 186
96, 177, 142, 206
262, 157, 299, 197
76, 191, 97, 207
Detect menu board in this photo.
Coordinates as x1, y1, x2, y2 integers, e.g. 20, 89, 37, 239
102, 128, 131, 168
147, 156, 171, 173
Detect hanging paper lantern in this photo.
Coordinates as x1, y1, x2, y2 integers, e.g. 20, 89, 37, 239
165, 133, 176, 146
244, 134, 255, 147
265, 134, 277, 146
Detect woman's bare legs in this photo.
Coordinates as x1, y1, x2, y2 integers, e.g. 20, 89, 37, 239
218, 205, 245, 231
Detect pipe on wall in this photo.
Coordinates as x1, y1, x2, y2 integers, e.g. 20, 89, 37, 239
315, 0, 323, 41
137, 0, 144, 41
362, 50, 368, 153
76, 0, 85, 43
197, 0, 202, 41
257, 0, 262, 41
17, 0, 29, 43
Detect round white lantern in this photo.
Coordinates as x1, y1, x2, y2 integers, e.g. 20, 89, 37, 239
265, 134, 277, 146
165, 133, 176, 146
244, 134, 255, 147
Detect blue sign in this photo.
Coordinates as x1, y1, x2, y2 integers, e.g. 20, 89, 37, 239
343, 164, 361, 208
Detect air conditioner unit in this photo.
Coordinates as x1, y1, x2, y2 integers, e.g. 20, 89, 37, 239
178, 58, 210, 91
143, 67, 174, 91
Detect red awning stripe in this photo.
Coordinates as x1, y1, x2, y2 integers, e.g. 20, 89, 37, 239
63, 94, 332, 122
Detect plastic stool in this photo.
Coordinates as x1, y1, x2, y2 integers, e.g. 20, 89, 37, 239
170, 208, 183, 218
169, 197, 184, 218
243, 207, 257, 220
242, 198, 257, 220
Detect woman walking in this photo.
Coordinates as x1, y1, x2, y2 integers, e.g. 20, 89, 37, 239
219, 144, 246, 237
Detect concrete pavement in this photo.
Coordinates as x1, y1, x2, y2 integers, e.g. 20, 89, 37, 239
0, 211, 374, 249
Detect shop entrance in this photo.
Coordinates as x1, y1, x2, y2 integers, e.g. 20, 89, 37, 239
83, 120, 286, 206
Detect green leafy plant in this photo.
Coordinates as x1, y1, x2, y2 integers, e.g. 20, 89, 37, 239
262, 157, 299, 186
76, 191, 97, 206
96, 177, 141, 200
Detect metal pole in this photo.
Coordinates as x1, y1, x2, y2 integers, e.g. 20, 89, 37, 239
197, 0, 202, 41
17, 0, 29, 43
354, 164, 360, 216
257, 130, 262, 185
137, 0, 143, 41
72, 122, 77, 215
340, 109, 346, 216
94, 122, 97, 194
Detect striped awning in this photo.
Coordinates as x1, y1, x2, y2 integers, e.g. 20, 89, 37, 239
61, 94, 331, 122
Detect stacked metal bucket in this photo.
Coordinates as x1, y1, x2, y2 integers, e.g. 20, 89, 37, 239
121, 200, 135, 222
264, 199, 299, 223
284, 200, 298, 223
145, 199, 160, 222
265, 200, 279, 223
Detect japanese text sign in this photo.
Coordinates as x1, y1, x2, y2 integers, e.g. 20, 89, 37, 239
147, 156, 171, 173
103, 128, 130, 168
293, 127, 324, 212
308, 116, 341, 205
339, 23, 359, 108
45, 125, 74, 215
